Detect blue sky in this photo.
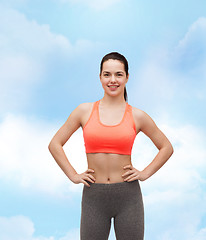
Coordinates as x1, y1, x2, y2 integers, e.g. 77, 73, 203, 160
0, 0, 206, 239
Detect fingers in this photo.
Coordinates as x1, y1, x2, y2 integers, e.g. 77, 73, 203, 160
122, 166, 141, 182
86, 169, 95, 173
82, 179, 91, 187
83, 169, 96, 185
124, 172, 138, 181
82, 175, 96, 187
88, 175, 96, 182
122, 165, 133, 178
86, 169, 96, 181
85, 175, 95, 183
127, 176, 138, 182
123, 165, 133, 170
85, 169, 95, 180
122, 169, 134, 177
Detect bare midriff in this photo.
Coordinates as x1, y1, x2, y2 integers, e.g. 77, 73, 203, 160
86, 152, 132, 184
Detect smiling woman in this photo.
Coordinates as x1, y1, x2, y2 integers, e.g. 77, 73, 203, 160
48, 52, 174, 240
99, 53, 129, 102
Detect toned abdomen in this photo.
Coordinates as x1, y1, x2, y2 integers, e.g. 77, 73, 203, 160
87, 153, 132, 184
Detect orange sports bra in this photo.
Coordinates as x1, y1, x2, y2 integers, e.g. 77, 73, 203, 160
82, 100, 137, 155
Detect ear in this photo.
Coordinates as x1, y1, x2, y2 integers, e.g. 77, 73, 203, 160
126, 73, 129, 83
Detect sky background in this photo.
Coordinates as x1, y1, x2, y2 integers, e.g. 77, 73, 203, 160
0, 0, 206, 239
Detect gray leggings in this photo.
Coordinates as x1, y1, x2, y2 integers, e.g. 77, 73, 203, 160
80, 179, 144, 240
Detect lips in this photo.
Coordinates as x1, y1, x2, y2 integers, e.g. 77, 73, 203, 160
107, 85, 119, 91
108, 85, 119, 88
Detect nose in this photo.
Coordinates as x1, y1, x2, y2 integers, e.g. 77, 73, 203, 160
110, 74, 117, 83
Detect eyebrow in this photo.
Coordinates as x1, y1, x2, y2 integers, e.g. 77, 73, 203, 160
103, 71, 124, 74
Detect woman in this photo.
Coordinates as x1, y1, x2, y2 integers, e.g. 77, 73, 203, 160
48, 52, 174, 240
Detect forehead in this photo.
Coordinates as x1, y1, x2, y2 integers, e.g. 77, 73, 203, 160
102, 59, 125, 72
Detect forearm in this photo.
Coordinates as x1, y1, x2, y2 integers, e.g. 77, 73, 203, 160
142, 144, 174, 180
48, 142, 78, 181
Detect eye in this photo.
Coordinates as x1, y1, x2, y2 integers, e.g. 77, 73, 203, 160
104, 73, 109, 76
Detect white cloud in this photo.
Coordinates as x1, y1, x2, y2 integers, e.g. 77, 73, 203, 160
59, 0, 123, 11
0, 5, 70, 114
58, 219, 117, 240
0, 4, 103, 58
59, 228, 80, 240
135, 122, 206, 240
0, 215, 117, 240
0, 215, 54, 240
193, 228, 206, 240
174, 17, 206, 62
0, 5, 72, 55
172, 17, 206, 87
129, 17, 206, 239
129, 45, 178, 112
0, 113, 88, 197
0, 5, 103, 114
130, 17, 206, 115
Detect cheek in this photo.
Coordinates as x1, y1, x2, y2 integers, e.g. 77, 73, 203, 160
101, 79, 109, 86
118, 79, 126, 85
100, 81, 108, 89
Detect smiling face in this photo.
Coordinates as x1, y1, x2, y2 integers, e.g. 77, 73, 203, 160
99, 59, 129, 98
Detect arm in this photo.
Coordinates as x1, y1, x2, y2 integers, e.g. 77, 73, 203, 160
48, 104, 81, 181
139, 110, 174, 180
123, 108, 174, 181
48, 103, 95, 186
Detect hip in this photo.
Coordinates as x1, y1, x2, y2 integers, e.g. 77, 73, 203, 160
82, 179, 144, 212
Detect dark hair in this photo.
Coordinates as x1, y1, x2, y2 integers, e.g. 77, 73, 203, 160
100, 52, 128, 102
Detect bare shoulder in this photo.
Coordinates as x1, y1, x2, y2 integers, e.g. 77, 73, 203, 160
131, 105, 157, 133
131, 105, 147, 119
75, 102, 94, 120
77, 102, 94, 112
76, 101, 96, 128
131, 105, 173, 151
48, 102, 95, 146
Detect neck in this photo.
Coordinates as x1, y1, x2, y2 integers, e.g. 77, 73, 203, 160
101, 94, 126, 106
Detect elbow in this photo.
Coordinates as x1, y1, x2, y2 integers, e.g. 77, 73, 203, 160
168, 143, 174, 157
48, 140, 55, 152
161, 142, 174, 157
48, 141, 52, 152
48, 140, 62, 152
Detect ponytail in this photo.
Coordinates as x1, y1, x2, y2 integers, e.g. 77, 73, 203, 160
124, 86, 128, 102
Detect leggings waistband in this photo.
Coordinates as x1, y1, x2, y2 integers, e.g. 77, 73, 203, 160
85, 179, 140, 191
